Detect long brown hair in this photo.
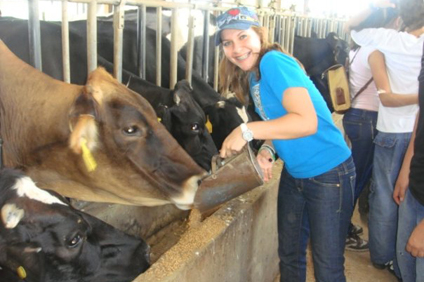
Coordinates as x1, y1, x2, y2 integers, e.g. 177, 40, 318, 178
218, 26, 297, 104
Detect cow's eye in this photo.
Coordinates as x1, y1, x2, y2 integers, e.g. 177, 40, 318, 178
123, 125, 139, 135
191, 123, 200, 132
68, 234, 83, 248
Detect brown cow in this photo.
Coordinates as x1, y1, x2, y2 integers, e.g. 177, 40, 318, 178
0, 40, 206, 210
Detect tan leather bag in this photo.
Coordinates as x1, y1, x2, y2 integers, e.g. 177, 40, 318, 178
327, 64, 351, 114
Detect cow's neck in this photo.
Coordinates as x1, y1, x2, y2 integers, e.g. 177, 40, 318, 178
0, 46, 81, 167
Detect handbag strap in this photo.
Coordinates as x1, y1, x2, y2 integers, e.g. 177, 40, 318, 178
350, 47, 373, 102
352, 78, 373, 102
349, 47, 361, 65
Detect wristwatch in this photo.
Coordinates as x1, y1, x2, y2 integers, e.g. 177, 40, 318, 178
240, 123, 254, 142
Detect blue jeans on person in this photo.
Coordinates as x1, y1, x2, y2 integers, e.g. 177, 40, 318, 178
343, 108, 378, 202
278, 156, 355, 282
369, 131, 412, 278
397, 188, 424, 282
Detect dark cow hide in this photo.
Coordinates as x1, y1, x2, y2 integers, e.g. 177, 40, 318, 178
0, 168, 150, 282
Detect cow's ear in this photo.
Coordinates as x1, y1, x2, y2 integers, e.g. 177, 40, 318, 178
1, 242, 45, 282
173, 80, 192, 106
68, 90, 99, 154
157, 104, 172, 131
1, 203, 24, 229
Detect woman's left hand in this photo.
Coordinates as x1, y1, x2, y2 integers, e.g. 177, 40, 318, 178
257, 149, 274, 182
219, 126, 247, 158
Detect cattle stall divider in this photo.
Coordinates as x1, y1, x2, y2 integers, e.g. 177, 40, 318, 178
26, 0, 347, 90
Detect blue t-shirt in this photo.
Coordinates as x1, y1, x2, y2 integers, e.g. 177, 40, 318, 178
249, 51, 351, 178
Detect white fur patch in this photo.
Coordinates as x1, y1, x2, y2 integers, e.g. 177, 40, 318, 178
1, 203, 24, 229
13, 177, 67, 206
171, 175, 203, 210
237, 106, 249, 123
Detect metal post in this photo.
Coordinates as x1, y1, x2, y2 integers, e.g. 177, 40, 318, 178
113, 0, 126, 82
169, 8, 178, 89
202, 9, 210, 83
61, 0, 70, 83
28, 0, 42, 70
87, 0, 97, 74
185, 9, 195, 85
137, 5, 146, 79
156, 7, 162, 86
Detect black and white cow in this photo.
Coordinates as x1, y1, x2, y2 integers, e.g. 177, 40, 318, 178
0, 168, 150, 282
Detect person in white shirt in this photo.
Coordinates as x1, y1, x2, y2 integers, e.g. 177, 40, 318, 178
343, 6, 400, 252
346, 0, 423, 279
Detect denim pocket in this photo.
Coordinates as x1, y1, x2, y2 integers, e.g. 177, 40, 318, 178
373, 133, 397, 149
343, 120, 362, 142
310, 168, 341, 187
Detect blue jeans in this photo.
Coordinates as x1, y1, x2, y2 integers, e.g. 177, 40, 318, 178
397, 189, 424, 282
278, 156, 355, 282
343, 108, 378, 202
369, 131, 411, 278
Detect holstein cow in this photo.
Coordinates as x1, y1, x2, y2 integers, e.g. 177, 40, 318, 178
0, 168, 150, 282
0, 40, 206, 210
126, 77, 218, 171
0, 18, 217, 171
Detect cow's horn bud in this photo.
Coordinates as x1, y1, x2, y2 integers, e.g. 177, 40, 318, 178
1, 203, 24, 229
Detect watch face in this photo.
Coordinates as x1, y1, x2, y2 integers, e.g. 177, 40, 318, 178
243, 130, 253, 141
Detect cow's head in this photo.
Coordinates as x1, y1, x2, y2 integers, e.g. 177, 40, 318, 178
158, 80, 218, 171
203, 97, 249, 150
0, 168, 149, 282
0, 41, 207, 210
115, 65, 217, 172
65, 68, 206, 209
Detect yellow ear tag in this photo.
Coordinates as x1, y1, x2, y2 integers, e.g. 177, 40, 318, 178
205, 116, 213, 133
157, 117, 162, 122
80, 138, 97, 172
17, 266, 27, 279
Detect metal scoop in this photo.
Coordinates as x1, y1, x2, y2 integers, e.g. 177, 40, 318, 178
193, 144, 264, 215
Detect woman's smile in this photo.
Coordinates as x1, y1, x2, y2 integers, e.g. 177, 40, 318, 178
221, 28, 261, 71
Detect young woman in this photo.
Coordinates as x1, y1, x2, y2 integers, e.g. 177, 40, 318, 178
216, 6, 355, 282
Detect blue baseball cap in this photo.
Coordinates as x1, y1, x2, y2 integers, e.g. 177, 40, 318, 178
215, 7, 260, 46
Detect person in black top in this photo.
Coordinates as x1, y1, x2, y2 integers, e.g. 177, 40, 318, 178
394, 41, 424, 282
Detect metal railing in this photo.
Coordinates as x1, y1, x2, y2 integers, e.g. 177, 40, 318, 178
24, 0, 348, 90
